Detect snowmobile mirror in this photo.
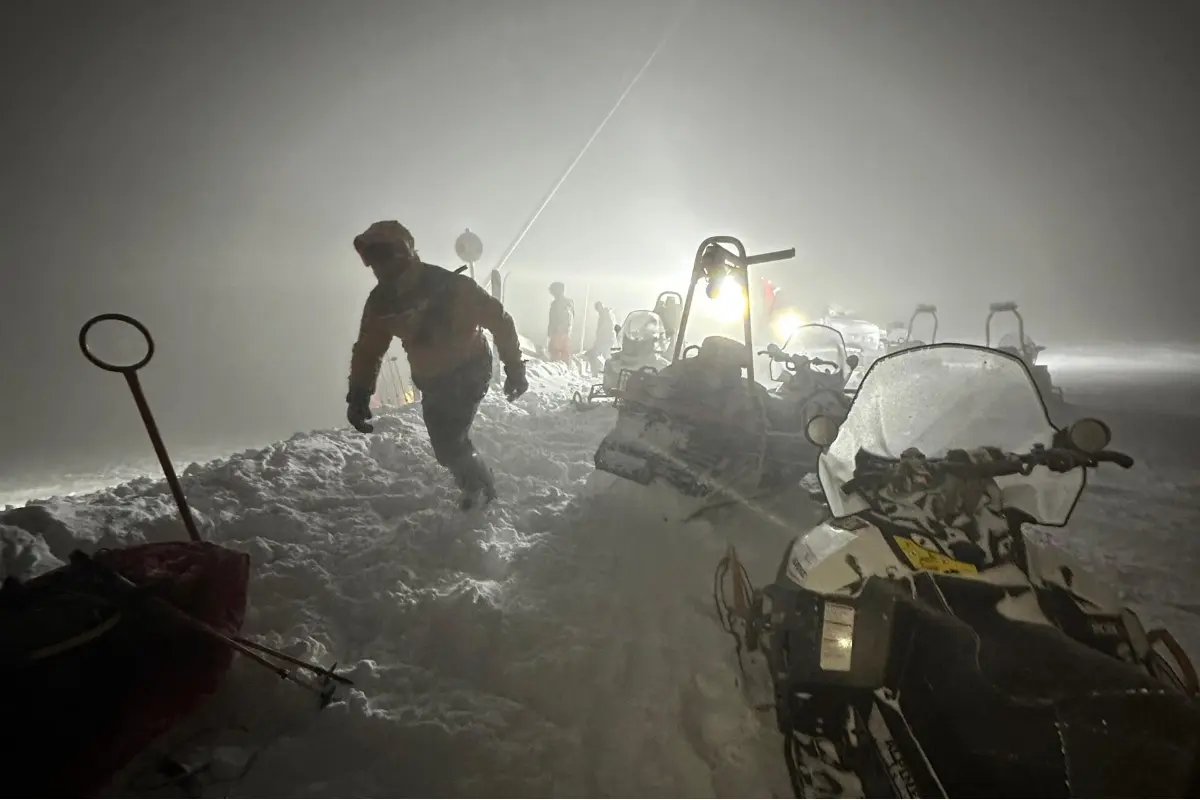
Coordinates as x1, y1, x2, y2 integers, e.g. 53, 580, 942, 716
805, 415, 840, 448
1067, 418, 1111, 454
846, 354, 860, 371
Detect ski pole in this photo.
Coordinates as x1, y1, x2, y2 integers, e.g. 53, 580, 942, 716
78, 313, 203, 543
233, 637, 353, 685
73, 552, 348, 703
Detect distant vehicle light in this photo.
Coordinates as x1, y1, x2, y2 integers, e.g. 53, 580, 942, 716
771, 310, 804, 341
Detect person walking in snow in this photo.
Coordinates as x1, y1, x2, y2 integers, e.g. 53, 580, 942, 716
546, 282, 575, 362
345, 220, 529, 509
584, 301, 617, 374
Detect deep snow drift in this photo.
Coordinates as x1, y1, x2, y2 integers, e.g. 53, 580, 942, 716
2, 359, 1198, 797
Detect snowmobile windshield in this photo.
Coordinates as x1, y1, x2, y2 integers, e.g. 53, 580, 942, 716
817, 344, 1083, 526
782, 324, 847, 373
622, 311, 664, 343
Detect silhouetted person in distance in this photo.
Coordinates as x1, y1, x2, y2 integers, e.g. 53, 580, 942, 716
585, 301, 617, 374
346, 220, 529, 509
547, 282, 575, 362
654, 293, 682, 352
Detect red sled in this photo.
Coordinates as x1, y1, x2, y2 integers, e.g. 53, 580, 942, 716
0, 541, 250, 797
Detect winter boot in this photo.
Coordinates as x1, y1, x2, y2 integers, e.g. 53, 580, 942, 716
450, 451, 497, 510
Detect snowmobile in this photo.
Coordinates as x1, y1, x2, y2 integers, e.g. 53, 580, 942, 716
0, 313, 353, 796
883, 321, 907, 350
986, 301, 1064, 405
885, 304, 939, 353
767, 322, 861, 403
594, 235, 855, 517
762, 323, 863, 504
820, 308, 886, 366
573, 308, 673, 409
716, 343, 1200, 798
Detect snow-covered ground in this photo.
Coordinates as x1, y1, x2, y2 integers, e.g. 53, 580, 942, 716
0, 445, 248, 511
0, 361, 797, 797
1, 353, 1198, 797
1028, 374, 1200, 660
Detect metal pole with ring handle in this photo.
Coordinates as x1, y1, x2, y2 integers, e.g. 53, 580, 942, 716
78, 313, 203, 543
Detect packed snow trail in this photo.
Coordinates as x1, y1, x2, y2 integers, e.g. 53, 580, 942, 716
0, 363, 794, 797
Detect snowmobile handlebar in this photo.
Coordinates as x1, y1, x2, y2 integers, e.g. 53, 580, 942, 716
941, 446, 1135, 480
759, 344, 839, 372
845, 446, 1134, 496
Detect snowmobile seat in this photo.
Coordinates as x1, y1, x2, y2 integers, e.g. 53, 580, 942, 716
621, 370, 762, 434
691, 335, 777, 404
620, 336, 766, 433
889, 578, 1200, 797
692, 334, 751, 377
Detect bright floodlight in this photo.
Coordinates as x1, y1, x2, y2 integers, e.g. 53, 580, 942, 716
709, 276, 748, 322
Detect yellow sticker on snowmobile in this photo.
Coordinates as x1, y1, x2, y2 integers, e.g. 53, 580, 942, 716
894, 537, 978, 576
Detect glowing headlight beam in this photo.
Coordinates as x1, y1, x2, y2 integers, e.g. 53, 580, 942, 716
708, 276, 748, 322
771, 311, 805, 342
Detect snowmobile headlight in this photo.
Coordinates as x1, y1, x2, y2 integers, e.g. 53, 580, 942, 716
805, 414, 840, 448
708, 276, 748, 322
701, 245, 732, 297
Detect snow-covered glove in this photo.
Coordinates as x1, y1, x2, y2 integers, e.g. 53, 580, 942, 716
503, 361, 528, 402
346, 389, 374, 434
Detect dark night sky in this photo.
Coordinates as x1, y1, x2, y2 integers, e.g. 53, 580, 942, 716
2, 0, 1199, 478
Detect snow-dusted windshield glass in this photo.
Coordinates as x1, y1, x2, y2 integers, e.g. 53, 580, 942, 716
783, 324, 846, 371
622, 311, 663, 342
817, 344, 1083, 525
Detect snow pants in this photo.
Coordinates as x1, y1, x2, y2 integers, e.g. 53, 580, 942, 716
416, 349, 495, 493
548, 333, 573, 362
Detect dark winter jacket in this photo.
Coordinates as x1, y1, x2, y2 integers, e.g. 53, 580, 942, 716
349, 263, 522, 395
